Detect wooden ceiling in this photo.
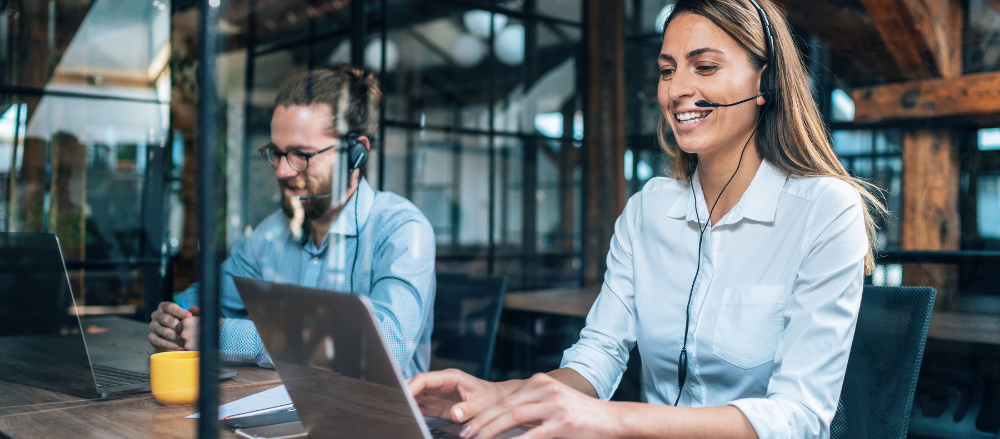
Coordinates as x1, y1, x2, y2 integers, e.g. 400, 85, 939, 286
180, 0, 1000, 124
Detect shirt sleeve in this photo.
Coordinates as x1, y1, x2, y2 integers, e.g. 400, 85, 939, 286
174, 237, 274, 368
728, 182, 868, 439
367, 218, 436, 375
560, 193, 641, 400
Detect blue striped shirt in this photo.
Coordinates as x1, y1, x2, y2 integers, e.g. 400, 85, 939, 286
176, 178, 435, 378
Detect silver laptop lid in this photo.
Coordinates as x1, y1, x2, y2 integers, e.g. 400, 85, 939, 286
0, 232, 99, 401
234, 276, 431, 439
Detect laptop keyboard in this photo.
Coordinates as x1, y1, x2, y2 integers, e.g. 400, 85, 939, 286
92, 365, 150, 388
428, 426, 461, 439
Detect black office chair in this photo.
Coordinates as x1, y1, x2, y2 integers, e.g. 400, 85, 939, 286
830, 286, 936, 439
431, 273, 508, 379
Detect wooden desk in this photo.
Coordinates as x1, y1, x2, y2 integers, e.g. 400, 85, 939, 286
926, 310, 1000, 346
503, 286, 601, 318
0, 317, 282, 439
503, 287, 1000, 347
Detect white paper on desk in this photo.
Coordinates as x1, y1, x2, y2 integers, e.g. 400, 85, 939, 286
186, 384, 292, 419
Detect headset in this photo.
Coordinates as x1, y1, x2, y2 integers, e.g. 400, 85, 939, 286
694, 0, 777, 109
296, 134, 369, 294
673, 0, 777, 406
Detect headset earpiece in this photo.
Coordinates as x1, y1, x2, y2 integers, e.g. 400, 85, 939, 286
749, 0, 777, 107
344, 134, 368, 171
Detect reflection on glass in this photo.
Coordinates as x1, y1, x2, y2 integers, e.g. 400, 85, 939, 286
979, 175, 1000, 239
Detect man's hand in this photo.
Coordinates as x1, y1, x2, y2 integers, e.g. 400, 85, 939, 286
149, 302, 192, 351
178, 306, 201, 351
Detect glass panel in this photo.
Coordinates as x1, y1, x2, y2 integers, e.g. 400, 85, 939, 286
538, 0, 583, 24
832, 130, 873, 155
979, 174, 1000, 239
964, 0, 1000, 74
1, 0, 170, 310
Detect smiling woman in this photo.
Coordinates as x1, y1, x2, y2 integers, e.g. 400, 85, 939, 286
407, 1, 882, 439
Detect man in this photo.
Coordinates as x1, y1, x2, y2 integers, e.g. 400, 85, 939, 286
148, 65, 436, 378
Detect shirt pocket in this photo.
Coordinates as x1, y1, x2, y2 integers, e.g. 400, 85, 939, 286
713, 285, 787, 369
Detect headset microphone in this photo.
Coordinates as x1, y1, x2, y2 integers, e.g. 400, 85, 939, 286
694, 92, 764, 108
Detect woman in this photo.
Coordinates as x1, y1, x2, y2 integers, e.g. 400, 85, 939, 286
409, 1, 884, 438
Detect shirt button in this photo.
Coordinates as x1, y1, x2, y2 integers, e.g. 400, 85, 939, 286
312, 257, 319, 264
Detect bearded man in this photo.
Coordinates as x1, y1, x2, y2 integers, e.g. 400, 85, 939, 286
148, 66, 435, 378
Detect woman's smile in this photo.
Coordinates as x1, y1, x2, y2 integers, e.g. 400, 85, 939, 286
673, 109, 713, 130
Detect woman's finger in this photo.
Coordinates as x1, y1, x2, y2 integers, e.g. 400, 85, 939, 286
409, 370, 460, 397
463, 375, 554, 436
474, 401, 554, 439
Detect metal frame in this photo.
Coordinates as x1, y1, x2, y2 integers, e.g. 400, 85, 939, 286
239, 0, 587, 289
196, 0, 221, 436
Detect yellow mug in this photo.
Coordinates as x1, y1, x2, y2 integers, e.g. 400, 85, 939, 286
150, 351, 199, 406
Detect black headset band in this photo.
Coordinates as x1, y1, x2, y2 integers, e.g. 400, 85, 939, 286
746, 0, 776, 101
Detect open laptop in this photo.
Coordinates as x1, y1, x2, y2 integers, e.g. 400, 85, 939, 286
233, 276, 525, 439
0, 232, 235, 399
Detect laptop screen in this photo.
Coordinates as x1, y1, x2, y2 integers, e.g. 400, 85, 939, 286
0, 233, 99, 401
235, 277, 429, 439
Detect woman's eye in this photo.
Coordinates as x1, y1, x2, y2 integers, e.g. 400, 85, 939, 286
659, 68, 675, 79
696, 65, 718, 74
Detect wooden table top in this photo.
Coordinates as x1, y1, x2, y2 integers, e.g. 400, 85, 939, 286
503, 286, 601, 318
0, 317, 283, 439
502, 286, 1000, 346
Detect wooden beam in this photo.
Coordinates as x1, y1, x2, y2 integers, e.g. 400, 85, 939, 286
583, 0, 626, 286
777, 0, 905, 81
852, 70, 1000, 122
984, 0, 1000, 17
901, 129, 960, 306
857, 0, 961, 79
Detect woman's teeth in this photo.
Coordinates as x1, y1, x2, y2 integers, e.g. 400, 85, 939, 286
675, 111, 711, 124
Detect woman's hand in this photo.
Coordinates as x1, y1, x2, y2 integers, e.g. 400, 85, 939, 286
408, 369, 521, 423
461, 373, 621, 439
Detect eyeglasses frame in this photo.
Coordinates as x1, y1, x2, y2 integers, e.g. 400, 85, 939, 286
258, 143, 341, 172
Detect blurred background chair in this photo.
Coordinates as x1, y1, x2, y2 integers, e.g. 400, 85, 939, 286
909, 367, 997, 439
831, 286, 936, 439
431, 273, 508, 379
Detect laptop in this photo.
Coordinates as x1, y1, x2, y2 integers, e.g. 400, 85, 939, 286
0, 232, 235, 399
233, 276, 525, 439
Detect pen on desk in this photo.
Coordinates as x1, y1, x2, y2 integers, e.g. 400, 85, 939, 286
173, 296, 188, 310
224, 403, 296, 420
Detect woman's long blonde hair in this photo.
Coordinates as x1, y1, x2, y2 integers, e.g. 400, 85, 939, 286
657, 0, 886, 275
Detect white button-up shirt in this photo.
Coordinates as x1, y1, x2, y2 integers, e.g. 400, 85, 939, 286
561, 160, 868, 439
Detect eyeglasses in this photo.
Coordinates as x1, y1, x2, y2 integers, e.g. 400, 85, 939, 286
259, 144, 339, 172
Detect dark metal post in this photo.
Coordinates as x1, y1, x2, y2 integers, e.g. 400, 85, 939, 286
307, 18, 316, 71
350, 0, 366, 67
578, 0, 591, 288
141, 144, 166, 321
378, 0, 387, 190
197, 0, 221, 436
6, 102, 21, 231
487, 10, 496, 275
242, 9, 255, 237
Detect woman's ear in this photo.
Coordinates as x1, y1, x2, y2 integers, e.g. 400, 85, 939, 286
357, 135, 371, 150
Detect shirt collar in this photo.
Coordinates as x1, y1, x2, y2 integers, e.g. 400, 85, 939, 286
329, 177, 375, 236
664, 160, 787, 225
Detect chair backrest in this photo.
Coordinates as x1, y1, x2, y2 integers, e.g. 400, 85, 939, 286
831, 286, 936, 439
431, 273, 508, 379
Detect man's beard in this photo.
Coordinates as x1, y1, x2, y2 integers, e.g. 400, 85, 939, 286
280, 180, 332, 221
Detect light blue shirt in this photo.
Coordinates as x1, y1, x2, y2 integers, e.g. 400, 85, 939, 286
561, 160, 867, 439
177, 178, 436, 378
